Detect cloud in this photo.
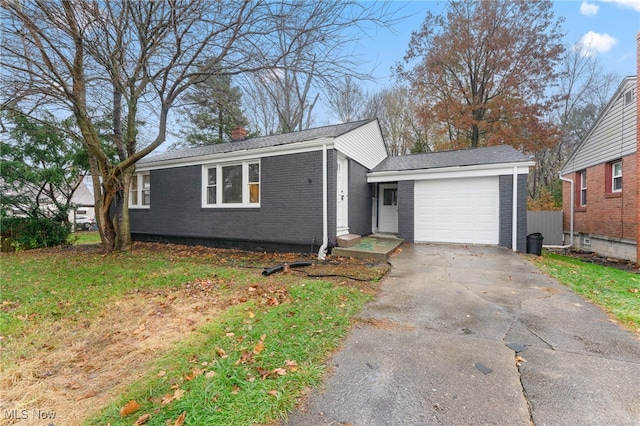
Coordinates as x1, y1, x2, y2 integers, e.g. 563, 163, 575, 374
601, 0, 640, 12
576, 31, 618, 57
579, 1, 600, 15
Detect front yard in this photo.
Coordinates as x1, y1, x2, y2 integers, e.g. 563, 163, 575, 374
0, 242, 389, 426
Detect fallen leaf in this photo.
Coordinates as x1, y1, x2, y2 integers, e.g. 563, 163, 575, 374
231, 385, 240, 394
216, 348, 227, 358
247, 311, 256, 318
260, 333, 267, 341
134, 413, 151, 425
76, 389, 97, 401
173, 388, 185, 401
157, 370, 166, 377
253, 342, 265, 355
205, 371, 217, 378
257, 366, 270, 379
268, 390, 278, 396
628, 288, 639, 293
285, 360, 299, 372
161, 393, 174, 405
120, 400, 141, 417
271, 367, 287, 376
69, 381, 82, 389
173, 411, 187, 426
225, 332, 235, 337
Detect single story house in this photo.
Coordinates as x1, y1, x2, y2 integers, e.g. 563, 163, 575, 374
131, 119, 534, 257
560, 75, 638, 263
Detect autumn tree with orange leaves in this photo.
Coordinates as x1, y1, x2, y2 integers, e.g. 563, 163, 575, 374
399, 0, 565, 152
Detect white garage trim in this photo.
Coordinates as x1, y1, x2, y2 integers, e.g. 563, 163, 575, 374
414, 177, 499, 245
367, 162, 533, 183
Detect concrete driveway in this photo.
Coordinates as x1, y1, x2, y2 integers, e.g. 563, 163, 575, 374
285, 244, 640, 425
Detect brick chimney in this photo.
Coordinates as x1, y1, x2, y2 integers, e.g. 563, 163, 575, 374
231, 127, 247, 141
636, 32, 639, 265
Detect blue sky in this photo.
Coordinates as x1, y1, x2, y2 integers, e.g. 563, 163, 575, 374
354, 0, 639, 94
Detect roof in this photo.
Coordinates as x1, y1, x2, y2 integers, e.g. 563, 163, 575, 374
371, 145, 533, 173
140, 119, 377, 165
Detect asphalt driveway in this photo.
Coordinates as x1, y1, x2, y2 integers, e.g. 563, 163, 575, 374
285, 244, 640, 425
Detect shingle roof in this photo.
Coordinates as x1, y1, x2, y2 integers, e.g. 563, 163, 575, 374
140, 119, 376, 164
371, 145, 532, 172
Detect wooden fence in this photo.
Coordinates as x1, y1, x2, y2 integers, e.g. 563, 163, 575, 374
527, 211, 563, 246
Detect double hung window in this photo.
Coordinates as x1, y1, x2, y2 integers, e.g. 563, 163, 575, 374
130, 173, 150, 208
203, 161, 260, 207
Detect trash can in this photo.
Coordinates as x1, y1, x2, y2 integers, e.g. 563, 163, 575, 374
526, 233, 544, 256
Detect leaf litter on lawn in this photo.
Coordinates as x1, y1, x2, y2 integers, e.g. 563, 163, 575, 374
0, 242, 389, 426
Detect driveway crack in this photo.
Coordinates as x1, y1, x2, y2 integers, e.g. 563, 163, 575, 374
514, 352, 536, 426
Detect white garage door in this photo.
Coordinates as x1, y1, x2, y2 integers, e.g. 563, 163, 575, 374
415, 177, 499, 244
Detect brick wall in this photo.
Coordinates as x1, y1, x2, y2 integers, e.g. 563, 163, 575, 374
636, 32, 640, 263
130, 150, 328, 250
564, 153, 637, 242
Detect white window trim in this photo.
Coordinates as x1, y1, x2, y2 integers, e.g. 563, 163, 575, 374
612, 161, 622, 192
579, 171, 587, 206
130, 172, 151, 209
202, 160, 260, 208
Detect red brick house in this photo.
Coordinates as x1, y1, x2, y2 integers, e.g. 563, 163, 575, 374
560, 58, 639, 264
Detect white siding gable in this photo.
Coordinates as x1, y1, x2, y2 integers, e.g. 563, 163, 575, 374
562, 77, 637, 174
335, 120, 388, 169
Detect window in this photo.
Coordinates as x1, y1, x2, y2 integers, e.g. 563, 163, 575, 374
383, 188, 397, 206
248, 163, 260, 203
612, 161, 622, 192
206, 167, 217, 204
625, 89, 635, 105
202, 161, 260, 207
579, 171, 587, 206
130, 173, 150, 208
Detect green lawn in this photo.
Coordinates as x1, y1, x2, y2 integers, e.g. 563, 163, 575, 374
530, 251, 640, 331
0, 243, 387, 425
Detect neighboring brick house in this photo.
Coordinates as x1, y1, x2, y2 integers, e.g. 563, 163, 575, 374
560, 73, 638, 263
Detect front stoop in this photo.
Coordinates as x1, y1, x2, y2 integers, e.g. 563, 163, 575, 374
337, 234, 361, 248
331, 235, 404, 262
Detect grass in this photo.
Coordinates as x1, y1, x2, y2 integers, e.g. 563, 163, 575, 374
530, 251, 640, 331
0, 244, 239, 338
69, 231, 102, 245
86, 281, 369, 425
0, 242, 386, 425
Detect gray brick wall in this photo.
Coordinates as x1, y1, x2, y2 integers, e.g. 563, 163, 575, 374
348, 160, 373, 236
130, 150, 328, 250
498, 174, 528, 251
398, 180, 414, 242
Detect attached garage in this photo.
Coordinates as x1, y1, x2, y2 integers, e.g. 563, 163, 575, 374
368, 145, 534, 251
414, 176, 499, 244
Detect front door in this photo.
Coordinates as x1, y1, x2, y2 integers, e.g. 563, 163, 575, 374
336, 155, 349, 235
378, 183, 398, 233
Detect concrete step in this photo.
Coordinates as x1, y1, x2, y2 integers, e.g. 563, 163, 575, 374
337, 234, 361, 248
332, 235, 404, 262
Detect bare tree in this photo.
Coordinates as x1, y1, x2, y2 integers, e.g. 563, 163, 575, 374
1, 0, 393, 251
327, 76, 366, 123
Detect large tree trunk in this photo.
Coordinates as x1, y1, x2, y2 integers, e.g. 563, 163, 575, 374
113, 167, 133, 251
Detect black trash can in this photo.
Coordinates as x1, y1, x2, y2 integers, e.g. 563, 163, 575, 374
526, 233, 544, 256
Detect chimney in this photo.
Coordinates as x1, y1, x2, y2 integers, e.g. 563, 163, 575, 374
636, 32, 639, 266
231, 127, 247, 141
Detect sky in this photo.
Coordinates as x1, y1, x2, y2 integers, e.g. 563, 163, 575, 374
323, 0, 640, 123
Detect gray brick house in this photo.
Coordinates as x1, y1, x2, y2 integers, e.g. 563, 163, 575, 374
130, 119, 533, 256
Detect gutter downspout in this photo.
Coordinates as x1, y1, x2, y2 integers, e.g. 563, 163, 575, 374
512, 167, 518, 251
317, 144, 329, 260
548, 173, 575, 249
